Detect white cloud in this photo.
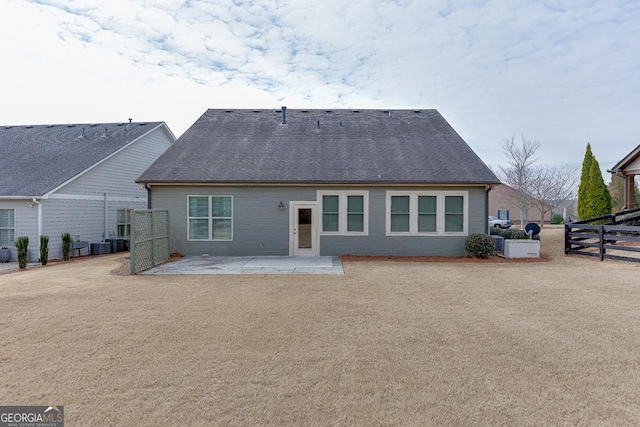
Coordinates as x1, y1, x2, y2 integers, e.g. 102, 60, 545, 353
1, 0, 639, 174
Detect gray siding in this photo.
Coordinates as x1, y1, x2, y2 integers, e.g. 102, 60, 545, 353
0, 200, 38, 261
56, 126, 173, 198
151, 185, 489, 257
321, 187, 487, 256
152, 186, 316, 256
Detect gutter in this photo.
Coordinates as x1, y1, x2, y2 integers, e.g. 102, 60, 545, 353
139, 181, 502, 187
486, 185, 493, 234
145, 185, 152, 209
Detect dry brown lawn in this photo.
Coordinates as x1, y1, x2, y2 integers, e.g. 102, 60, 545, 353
1, 227, 640, 426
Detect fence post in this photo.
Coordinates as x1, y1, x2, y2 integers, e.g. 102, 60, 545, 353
151, 210, 156, 267
564, 224, 570, 254
130, 210, 136, 274
598, 226, 605, 261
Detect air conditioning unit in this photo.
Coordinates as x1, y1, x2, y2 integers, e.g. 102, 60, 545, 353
490, 235, 504, 253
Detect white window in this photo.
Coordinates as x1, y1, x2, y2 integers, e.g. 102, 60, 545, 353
318, 191, 368, 235
0, 209, 15, 246
188, 196, 233, 241
117, 209, 132, 238
386, 191, 468, 235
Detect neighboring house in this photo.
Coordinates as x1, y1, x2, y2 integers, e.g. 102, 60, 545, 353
137, 108, 500, 257
488, 184, 553, 225
0, 121, 175, 261
608, 144, 640, 210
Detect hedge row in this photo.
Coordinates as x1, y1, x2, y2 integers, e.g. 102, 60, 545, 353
489, 227, 540, 241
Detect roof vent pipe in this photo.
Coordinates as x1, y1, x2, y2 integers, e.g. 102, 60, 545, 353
281, 106, 287, 125
102, 127, 108, 137
79, 127, 85, 138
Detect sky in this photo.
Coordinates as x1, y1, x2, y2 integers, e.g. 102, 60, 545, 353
1, 0, 638, 177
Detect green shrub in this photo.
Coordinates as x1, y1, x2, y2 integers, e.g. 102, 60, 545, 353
40, 235, 49, 266
465, 233, 495, 258
62, 233, 72, 261
15, 236, 29, 269
490, 227, 540, 240
552, 214, 564, 224
578, 143, 612, 220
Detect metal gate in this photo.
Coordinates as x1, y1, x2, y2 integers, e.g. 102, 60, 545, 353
130, 210, 170, 274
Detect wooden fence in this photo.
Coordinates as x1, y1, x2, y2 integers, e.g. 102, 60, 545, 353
565, 207, 640, 262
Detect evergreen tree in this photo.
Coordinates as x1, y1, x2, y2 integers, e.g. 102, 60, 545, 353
578, 144, 612, 220
577, 143, 594, 219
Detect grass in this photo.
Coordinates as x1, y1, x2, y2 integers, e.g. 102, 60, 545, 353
1, 228, 640, 425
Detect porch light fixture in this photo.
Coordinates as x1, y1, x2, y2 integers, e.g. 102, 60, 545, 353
278, 201, 285, 211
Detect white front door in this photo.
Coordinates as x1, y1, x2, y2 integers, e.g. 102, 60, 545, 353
290, 202, 319, 256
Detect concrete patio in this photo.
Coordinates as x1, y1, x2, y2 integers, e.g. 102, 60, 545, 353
142, 256, 344, 275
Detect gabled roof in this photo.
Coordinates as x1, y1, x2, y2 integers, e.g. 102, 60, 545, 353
0, 122, 169, 197
609, 144, 640, 175
138, 109, 499, 185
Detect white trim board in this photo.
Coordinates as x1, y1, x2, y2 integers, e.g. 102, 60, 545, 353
46, 194, 144, 203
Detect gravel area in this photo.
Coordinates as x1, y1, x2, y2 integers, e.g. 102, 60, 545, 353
1, 227, 640, 426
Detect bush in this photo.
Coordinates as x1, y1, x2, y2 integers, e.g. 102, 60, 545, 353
62, 233, 72, 261
465, 233, 495, 258
490, 227, 540, 240
40, 235, 49, 266
15, 236, 29, 269
552, 214, 564, 224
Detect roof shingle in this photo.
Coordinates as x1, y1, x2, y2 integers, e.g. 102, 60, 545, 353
0, 122, 164, 197
138, 109, 499, 185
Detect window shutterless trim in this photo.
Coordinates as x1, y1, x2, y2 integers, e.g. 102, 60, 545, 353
117, 208, 132, 239
187, 195, 233, 241
0, 208, 16, 247
385, 191, 468, 236
317, 191, 369, 236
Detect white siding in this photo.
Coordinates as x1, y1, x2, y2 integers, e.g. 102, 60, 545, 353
626, 156, 640, 174
0, 199, 38, 261
39, 125, 173, 259
55, 126, 173, 198
41, 197, 148, 260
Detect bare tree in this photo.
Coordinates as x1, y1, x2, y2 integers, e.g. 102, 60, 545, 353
528, 164, 578, 226
497, 135, 540, 226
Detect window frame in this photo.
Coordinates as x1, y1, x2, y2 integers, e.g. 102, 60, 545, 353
0, 208, 15, 247
187, 195, 233, 241
385, 191, 468, 236
116, 209, 132, 239
317, 191, 369, 236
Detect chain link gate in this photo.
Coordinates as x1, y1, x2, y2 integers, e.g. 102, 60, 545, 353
130, 210, 170, 274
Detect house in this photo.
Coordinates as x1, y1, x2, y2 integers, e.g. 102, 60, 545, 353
488, 183, 553, 225
608, 144, 640, 210
0, 121, 175, 261
137, 108, 500, 257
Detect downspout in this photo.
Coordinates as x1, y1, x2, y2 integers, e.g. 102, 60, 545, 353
145, 185, 152, 209
104, 192, 108, 241
486, 185, 493, 234
33, 198, 42, 261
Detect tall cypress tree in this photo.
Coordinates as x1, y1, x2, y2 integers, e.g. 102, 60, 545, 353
577, 144, 594, 219
578, 143, 612, 220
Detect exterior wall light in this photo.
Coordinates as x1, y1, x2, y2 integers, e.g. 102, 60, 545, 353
278, 201, 285, 211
